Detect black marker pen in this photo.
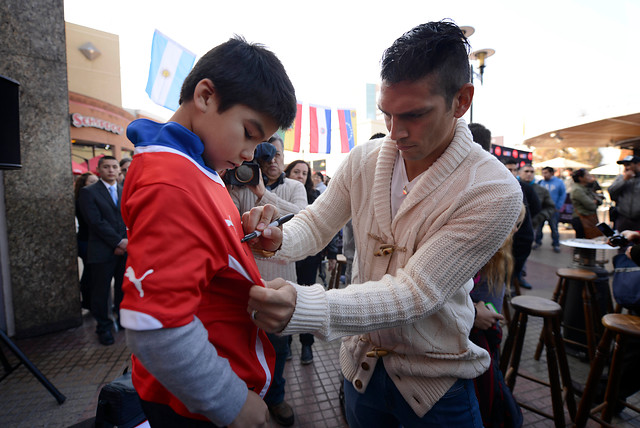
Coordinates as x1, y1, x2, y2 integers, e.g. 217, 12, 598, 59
240, 213, 294, 243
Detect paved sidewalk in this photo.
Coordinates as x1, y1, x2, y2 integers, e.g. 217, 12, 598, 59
0, 224, 639, 427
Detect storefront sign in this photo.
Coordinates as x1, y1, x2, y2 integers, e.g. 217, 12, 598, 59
70, 112, 124, 135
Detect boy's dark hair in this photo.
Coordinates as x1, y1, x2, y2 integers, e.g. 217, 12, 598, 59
98, 155, 117, 167
369, 132, 386, 140
542, 166, 555, 175
314, 171, 324, 180
468, 123, 492, 152
179, 36, 297, 129
380, 20, 470, 107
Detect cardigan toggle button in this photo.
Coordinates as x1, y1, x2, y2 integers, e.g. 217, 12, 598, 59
365, 347, 390, 358
374, 244, 394, 257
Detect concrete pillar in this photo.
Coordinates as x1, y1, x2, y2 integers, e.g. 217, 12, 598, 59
0, 0, 82, 337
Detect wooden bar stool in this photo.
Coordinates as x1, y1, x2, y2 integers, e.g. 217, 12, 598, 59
327, 254, 347, 290
500, 295, 577, 427
534, 268, 601, 362
574, 313, 640, 427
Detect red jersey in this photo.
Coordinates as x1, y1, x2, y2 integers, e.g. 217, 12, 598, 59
120, 149, 274, 420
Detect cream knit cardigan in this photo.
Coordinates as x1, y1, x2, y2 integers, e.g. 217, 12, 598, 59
278, 119, 522, 416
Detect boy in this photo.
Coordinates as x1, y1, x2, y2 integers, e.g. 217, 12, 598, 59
119, 37, 296, 427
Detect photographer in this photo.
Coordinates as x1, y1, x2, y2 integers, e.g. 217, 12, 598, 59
609, 230, 640, 265
609, 156, 640, 232
228, 135, 306, 427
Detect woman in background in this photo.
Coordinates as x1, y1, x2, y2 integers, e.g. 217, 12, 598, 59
570, 168, 603, 238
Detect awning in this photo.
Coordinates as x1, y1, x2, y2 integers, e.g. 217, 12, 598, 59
533, 157, 592, 169
72, 160, 88, 175
87, 155, 104, 174
590, 163, 623, 176
524, 112, 640, 149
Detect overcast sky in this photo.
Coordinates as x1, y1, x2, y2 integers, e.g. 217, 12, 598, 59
64, 0, 640, 153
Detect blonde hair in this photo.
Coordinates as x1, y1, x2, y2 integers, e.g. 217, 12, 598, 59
480, 203, 526, 296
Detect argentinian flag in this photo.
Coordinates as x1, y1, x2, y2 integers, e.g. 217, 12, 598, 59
145, 30, 196, 111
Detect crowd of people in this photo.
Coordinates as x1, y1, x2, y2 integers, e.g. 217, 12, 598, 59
69, 19, 640, 428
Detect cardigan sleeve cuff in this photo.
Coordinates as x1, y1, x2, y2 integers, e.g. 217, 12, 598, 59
281, 282, 328, 336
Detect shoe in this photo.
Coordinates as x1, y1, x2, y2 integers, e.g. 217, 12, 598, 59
268, 400, 294, 426
531, 242, 541, 250
285, 345, 292, 361
300, 345, 313, 365
98, 330, 114, 346
553, 246, 561, 253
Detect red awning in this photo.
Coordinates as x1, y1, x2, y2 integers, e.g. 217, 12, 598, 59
87, 155, 104, 174
72, 160, 88, 175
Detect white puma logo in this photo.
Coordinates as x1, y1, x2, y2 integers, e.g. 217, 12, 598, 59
125, 266, 154, 298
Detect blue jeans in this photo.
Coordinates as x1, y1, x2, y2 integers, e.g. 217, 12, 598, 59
344, 360, 482, 428
264, 332, 289, 406
535, 211, 560, 247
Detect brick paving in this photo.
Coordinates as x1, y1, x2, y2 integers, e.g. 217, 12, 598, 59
1, 225, 639, 427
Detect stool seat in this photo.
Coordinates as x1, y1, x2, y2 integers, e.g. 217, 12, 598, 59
535, 267, 608, 362
556, 268, 597, 282
511, 295, 562, 317
602, 313, 640, 337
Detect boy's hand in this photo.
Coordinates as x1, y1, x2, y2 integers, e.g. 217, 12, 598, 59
473, 301, 504, 330
228, 390, 269, 428
248, 279, 297, 333
241, 205, 282, 252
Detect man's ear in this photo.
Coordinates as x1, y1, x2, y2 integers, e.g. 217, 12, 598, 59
453, 83, 474, 118
192, 79, 218, 113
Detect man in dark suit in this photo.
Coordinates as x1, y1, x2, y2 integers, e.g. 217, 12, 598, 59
79, 155, 127, 345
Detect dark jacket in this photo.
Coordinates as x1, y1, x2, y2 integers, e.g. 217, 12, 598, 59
79, 181, 126, 263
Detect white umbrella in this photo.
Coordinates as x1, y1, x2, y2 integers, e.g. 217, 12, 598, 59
590, 163, 623, 176
533, 157, 592, 169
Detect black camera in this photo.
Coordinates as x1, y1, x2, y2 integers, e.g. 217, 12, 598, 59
224, 162, 262, 186
223, 142, 276, 187
596, 222, 629, 247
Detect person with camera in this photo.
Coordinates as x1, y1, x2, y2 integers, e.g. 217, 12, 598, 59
609, 155, 640, 232
228, 135, 306, 427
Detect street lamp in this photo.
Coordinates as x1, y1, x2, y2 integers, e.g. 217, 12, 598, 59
468, 47, 496, 123
469, 48, 496, 85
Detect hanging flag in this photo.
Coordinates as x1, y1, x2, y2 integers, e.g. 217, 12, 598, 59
145, 30, 196, 111
282, 102, 302, 152
338, 108, 357, 153
309, 105, 331, 154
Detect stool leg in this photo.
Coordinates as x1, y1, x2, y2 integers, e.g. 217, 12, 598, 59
582, 284, 596, 361
535, 277, 566, 360
543, 317, 567, 427
504, 312, 528, 391
500, 309, 520, 375
552, 315, 577, 422
502, 292, 512, 326
574, 328, 614, 428
601, 334, 626, 423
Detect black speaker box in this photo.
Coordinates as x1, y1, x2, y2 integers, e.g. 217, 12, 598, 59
0, 74, 21, 170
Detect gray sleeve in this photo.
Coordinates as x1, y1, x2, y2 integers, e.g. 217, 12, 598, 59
126, 317, 247, 426
608, 175, 626, 201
